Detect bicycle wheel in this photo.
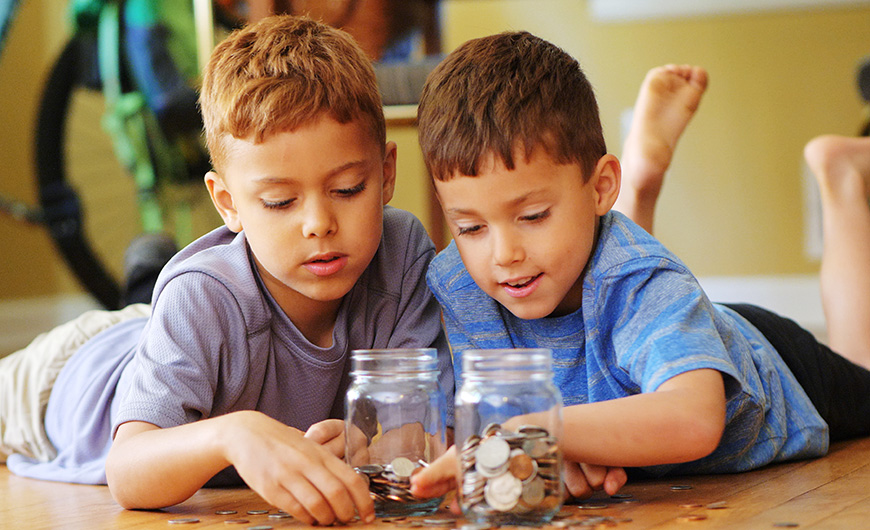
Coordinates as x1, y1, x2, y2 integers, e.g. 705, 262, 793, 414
35, 35, 219, 309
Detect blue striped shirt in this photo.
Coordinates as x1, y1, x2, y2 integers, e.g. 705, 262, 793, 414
427, 211, 828, 475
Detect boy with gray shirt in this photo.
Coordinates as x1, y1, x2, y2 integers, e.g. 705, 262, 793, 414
0, 15, 453, 526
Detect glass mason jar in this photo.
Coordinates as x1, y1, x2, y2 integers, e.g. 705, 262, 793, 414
455, 348, 564, 526
345, 348, 449, 517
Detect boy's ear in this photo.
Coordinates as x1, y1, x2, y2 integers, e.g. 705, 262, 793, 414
381, 141, 398, 205
205, 171, 243, 233
591, 154, 621, 216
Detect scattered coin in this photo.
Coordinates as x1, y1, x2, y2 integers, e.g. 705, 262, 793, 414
772, 523, 799, 528
246, 526, 273, 530
216, 510, 238, 515
267, 513, 293, 519
670, 485, 693, 491
422, 517, 458, 526
578, 503, 608, 510
679, 504, 704, 509
707, 501, 728, 509
168, 519, 199, 525
246, 510, 270, 515
677, 514, 708, 522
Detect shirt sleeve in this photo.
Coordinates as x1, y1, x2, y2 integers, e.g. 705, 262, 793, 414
599, 258, 743, 395
114, 271, 254, 432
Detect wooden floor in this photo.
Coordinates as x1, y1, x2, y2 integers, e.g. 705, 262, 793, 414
3, 437, 870, 529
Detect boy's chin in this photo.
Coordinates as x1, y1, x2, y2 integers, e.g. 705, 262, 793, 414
498, 298, 560, 321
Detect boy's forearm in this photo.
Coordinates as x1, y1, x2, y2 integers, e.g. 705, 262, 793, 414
106, 415, 237, 509
560, 369, 726, 468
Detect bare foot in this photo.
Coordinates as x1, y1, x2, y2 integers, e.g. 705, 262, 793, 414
804, 135, 870, 203
615, 65, 708, 233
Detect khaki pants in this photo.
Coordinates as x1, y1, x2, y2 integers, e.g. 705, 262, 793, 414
0, 303, 150, 463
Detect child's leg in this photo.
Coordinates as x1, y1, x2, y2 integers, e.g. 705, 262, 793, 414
0, 303, 150, 463
803, 135, 870, 369
615, 65, 708, 234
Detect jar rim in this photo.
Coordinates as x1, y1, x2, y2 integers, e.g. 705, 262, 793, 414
350, 348, 438, 375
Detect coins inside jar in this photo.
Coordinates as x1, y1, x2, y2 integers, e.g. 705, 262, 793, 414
355, 458, 427, 506
460, 423, 562, 517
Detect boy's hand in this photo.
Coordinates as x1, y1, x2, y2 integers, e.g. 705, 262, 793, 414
410, 444, 458, 499
225, 411, 374, 525
564, 461, 627, 499
305, 419, 346, 458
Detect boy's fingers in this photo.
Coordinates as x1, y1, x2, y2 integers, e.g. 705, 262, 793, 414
604, 467, 628, 495
330, 458, 375, 523
410, 446, 457, 497
286, 476, 340, 526
563, 462, 592, 499
578, 463, 607, 489
305, 419, 343, 444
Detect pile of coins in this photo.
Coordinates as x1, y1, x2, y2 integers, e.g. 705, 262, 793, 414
355, 457, 441, 515
459, 423, 562, 522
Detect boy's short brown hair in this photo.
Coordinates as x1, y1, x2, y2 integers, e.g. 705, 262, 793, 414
199, 15, 386, 172
418, 31, 606, 182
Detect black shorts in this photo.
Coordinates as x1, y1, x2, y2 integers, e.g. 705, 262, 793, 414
725, 303, 870, 442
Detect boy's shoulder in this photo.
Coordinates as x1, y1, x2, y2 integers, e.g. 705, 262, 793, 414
150, 225, 271, 330
588, 211, 690, 280
427, 240, 476, 294
381, 205, 434, 252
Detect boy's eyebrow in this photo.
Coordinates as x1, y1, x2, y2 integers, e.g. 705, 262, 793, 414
253, 160, 371, 184
445, 190, 546, 215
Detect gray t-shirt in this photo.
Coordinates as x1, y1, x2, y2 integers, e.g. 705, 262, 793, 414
9, 206, 453, 485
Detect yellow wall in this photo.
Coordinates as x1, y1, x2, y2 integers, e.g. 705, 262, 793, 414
2, 1, 869, 303
0, 0, 76, 299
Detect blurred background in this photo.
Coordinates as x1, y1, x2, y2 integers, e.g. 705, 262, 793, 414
2, 0, 870, 353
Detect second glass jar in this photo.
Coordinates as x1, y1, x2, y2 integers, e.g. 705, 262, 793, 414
454, 348, 565, 526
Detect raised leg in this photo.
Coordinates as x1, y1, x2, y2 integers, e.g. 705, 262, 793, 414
615, 64, 708, 234
803, 135, 870, 369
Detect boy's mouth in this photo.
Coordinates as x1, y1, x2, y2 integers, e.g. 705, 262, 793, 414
501, 273, 543, 297
303, 253, 348, 276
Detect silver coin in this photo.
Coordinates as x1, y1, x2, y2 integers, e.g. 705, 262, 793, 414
168, 519, 199, 525
390, 456, 417, 478
484, 471, 523, 512
215, 510, 238, 515
475, 437, 511, 470
358, 464, 385, 475
246, 526, 273, 530
267, 513, 293, 519
246, 510, 270, 515
773, 523, 800, 528
520, 476, 545, 506
670, 484, 693, 491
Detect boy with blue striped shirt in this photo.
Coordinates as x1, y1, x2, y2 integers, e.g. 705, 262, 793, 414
410, 31, 870, 500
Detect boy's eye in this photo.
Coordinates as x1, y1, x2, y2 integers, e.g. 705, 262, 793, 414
456, 224, 483, 236
335, 182, 366, 197
521, 209, 550, 222
262, 198, 295, 209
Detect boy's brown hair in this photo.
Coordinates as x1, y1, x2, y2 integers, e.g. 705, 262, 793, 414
199, 15, 386, 172
417, 31, 606, 182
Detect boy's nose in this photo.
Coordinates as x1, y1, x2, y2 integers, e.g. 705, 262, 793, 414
301, 200, 337, 238
492, 230, 524, 266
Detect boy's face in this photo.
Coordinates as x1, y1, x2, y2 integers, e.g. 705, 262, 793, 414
205, 116, 395, 315
435, 147, 619, 319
